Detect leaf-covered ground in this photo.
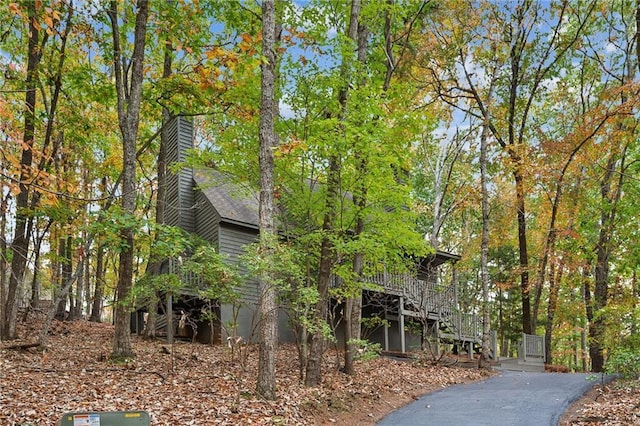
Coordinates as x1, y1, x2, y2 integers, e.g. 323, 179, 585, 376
1, 318, 493, 425
560, 380, 640, 426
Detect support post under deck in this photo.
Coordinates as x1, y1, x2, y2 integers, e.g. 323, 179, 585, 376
399, 296, 405, 353
384, 316, 389, 352
166, 293, 173, 344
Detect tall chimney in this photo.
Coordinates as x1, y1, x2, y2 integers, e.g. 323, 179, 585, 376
165, 116, 195, 233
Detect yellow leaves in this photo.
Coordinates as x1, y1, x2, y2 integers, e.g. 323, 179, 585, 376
206, 47, 226, 60
205, 47, 239, 71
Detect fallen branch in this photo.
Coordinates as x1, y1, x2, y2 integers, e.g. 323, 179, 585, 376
16, 365, 167, 381
2, 342, 42, 351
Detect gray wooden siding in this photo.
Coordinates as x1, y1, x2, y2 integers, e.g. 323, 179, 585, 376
194, 190, 220, 248
165, 116, 195, 233
219, 224, 259, 303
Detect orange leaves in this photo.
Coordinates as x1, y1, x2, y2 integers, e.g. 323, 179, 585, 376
8, 3, 21, 15
238, 32, 260, 56
205, 46, 239, 70
193, 64, 226, 92
42, 6, 62, 34
275, 137, 307, 158
10, 2, 63, 36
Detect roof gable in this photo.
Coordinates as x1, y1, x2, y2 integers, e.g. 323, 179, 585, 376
193, 169, 259, 229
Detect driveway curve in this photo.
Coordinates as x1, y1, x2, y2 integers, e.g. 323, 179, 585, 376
377, 370, 610, 426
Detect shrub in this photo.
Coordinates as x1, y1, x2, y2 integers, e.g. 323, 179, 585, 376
348, 339, 382, 361
605, 348, 640, 379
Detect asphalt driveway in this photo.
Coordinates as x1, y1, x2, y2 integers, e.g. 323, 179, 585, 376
377, 370, 611, 426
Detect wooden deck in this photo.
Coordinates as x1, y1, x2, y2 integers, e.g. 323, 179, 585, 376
166, 256, 485, 353
364, 272, 484, 350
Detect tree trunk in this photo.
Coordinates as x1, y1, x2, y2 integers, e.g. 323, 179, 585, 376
343, 0, 366, 377
0, 193, 9, 334
74, 254, 84, 320
544, 260, 564, 365
55, 238, 67, 320
4, 1, 42, 340
28, 220, 52, 316
90, 244, 106, 322
632, 270, 638, 336
590, 144, 625, 372
90, 177, 109, 323
143, 24, 174, 341
343, 250, 363, 375
514, 170, 532, 335
478, 77, 495, 368
305, 198, 336, 387
108, 0, 149, 360
256, 0, 281, 400
306, 0, 361, 387
83, 231, 91, 319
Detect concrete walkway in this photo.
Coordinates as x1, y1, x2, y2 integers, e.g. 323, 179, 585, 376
377, 370, 611, 426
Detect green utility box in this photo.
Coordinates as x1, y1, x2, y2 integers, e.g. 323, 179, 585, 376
57, 411, 150, 426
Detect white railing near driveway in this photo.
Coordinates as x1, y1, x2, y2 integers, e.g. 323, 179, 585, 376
520, 333, 545, 363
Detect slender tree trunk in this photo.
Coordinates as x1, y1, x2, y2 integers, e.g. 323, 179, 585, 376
514, 171, 532, 335
305, 182, 337, 386
82, 222, 91, 319
478, 84, 494, 369
343, 233, 363, 375
590, 143, 625, 372
65, 235, 74, 320
632, 270, 638, 335
108, 0, 149, 360
143, 27, 174, 341
74, 253, 84, 320
544, 260, 564, 365
29, 220, 52, 315
90, 178, 109, 323
0, 193, 8, 335
306, 0, 361, 387
4, 1, 42, 340
55, 238, 67, 320
583, 261, 593, 372
256, 0, 281, 400
90, 244, 106, 322
343, 1, 367, 377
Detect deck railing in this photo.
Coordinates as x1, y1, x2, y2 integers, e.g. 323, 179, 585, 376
365, 272, 457, 314
363, 271, 483, 343
167, 257, 204, 291
520, 333, 545, 362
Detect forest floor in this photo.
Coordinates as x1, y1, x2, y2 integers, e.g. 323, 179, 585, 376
0, 317, 637, 425
559, 378, 640, 425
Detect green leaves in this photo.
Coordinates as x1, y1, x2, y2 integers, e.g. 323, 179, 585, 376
182, 245, 242, 305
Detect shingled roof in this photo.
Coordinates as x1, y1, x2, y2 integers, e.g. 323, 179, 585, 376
193, 168, 259, 229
